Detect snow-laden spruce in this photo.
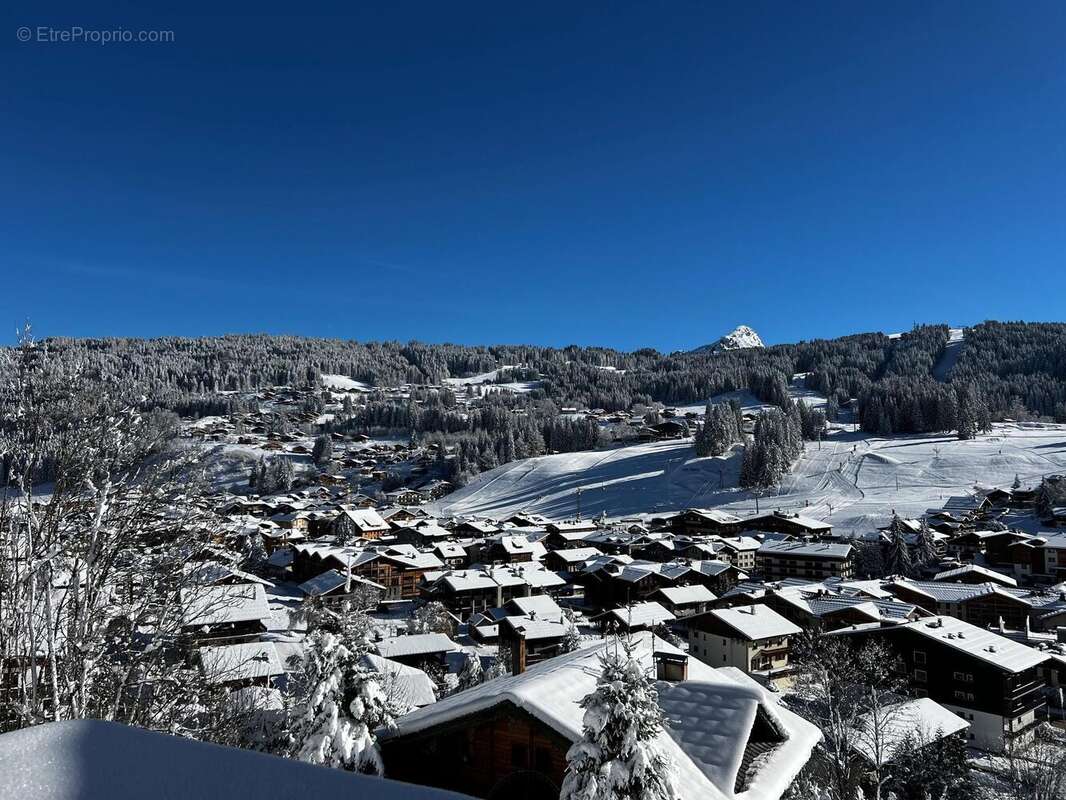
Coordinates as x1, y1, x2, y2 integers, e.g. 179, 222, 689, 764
456, 652, 484, 692
560, 638, 677, 800
289, 625, 393, 774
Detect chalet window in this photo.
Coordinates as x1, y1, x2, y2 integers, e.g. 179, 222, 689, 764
511, 743, 528, 768
913, 650, 926, 665
535, 747, 551, 773
914, 669, 927, 683
953, 671, 974, 683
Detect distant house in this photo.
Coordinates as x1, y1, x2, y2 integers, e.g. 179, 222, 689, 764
652, 585, 717, 617
591, 601, 675, 633
669, 508, 743, 536
332, 507, 390, 540
374, 633, 459, 669
756, 540, 854, 581
741, 512, 832, 538
198, 641, 284, 689
684, 604, 802, 689
180, 583, 272, 647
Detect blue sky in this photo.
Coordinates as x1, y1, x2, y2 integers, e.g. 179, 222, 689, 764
2, 2, 1064, 351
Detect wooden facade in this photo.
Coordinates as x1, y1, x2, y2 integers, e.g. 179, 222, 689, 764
381, 701, 570, 800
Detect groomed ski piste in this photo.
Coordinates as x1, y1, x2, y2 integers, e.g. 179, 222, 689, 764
429, 421, 1066, 536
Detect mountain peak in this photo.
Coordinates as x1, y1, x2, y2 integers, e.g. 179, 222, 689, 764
692, 325, 765, 353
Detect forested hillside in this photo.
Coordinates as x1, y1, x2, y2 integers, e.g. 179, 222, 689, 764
7, 321, 1066, 435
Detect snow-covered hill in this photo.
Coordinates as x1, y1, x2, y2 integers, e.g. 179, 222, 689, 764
429, 422, 1066, 536
692, 325, 765, 353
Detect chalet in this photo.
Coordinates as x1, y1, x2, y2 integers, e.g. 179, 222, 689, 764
433, 541, 469, 569
332, 507, 390, 540
932, 564, 1018, 587
591, 601, 675, 632
740, 511, 832, 538
946, 529, 1030, 565
652, 584, 717, 617
180, 583, 272, 647
684, 604, 802, 689
498, 616, 570, 671
669, 508, 743, 536
374, 633, 459, 669
385, 488, 423, 506
763, 585, 928, 632
1007, 531, 1066, 580
838, 616, 1048, 752
882, 580, 1066, 635
542, 546, 603, 575
482, 534, 544, 564
297, 569, 385, 607
710, 536, 762, 572
928, 494, 992, 523
756, 540, 853, 581
421, 565, 566, 617
379, 635, 821, 800
198, 641, 284, 689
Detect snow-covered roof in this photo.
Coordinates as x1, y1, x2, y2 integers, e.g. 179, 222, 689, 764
758, 540, 852, 559
655, 585, 718, 606
361, 653, 437, 710
181, 583, 271, 628
933, 564, 1017, 586
298, 569, 385, 597
0, 720, 467, 800
381, 635, 820, 800
199, 641, 284, 684
903, 616, 1050, 673
848, 698, 969, 766
506, 594, 563, 621
549, 546, 603, 563
337, 507, 389, 531
375, 633, 459, 659
599, 601, 676, 629
707, 605, 801, 641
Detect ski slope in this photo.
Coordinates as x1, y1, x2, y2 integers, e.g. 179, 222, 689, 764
429, 422, 1066, 536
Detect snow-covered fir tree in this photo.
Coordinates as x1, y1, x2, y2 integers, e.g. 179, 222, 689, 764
456, 652, 484, 691
560, 638, 677, 800
559, 608, 582, 654
288, 623, 392, 774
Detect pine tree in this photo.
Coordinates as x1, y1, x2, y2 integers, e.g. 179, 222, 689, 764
289, 626, 391, 774
913, 518, 938, 569
885, 516, 913, 577
456, 652, 484, 691
312, 434, 333, 466
560, 608, 582, 654
560, 638, 677, 800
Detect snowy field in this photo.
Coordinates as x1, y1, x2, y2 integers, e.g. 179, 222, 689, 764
429, 422, 1066, 536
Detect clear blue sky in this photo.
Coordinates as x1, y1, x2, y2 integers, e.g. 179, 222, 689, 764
2, 2, 1065, 351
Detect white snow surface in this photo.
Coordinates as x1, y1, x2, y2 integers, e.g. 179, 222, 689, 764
430, 422, 1066, 536
320, 373, 372, 392
0, 720, 470, 800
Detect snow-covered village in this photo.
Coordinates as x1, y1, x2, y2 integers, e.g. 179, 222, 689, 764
6, 4, 1066, 800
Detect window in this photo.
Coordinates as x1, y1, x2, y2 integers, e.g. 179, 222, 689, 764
535, 747, 551, 773
913, 650, 927, 665
953, 671, 974, 683
914, 668, 928, 682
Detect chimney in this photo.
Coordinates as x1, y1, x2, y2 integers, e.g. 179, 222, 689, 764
654, 651, 688, 682
511, 636, 527, 676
